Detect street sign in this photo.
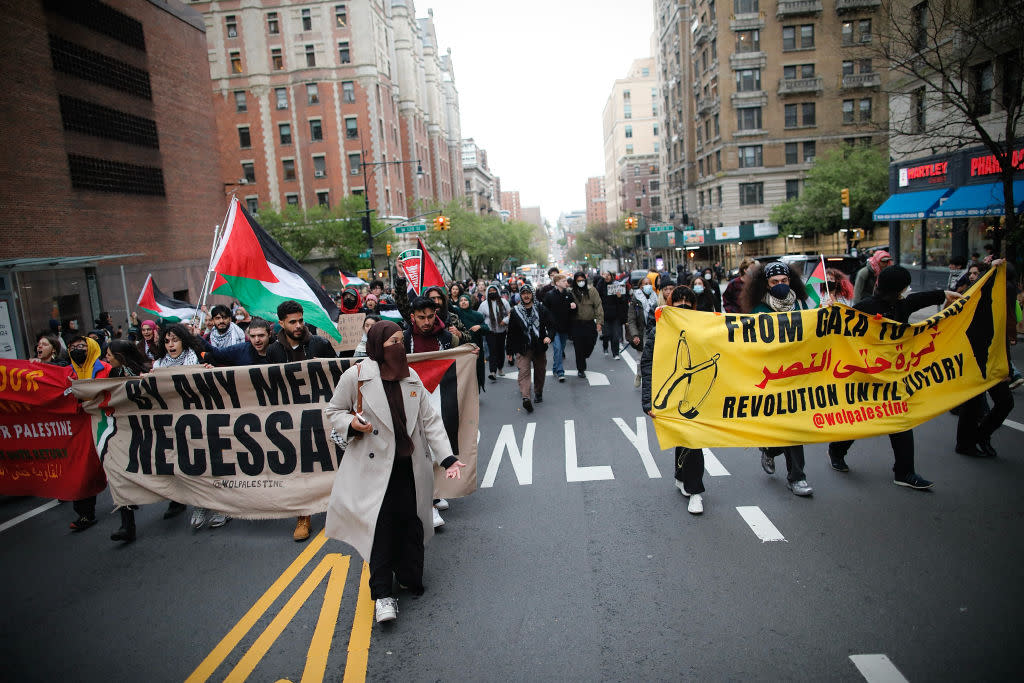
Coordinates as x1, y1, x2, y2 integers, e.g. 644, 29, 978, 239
649, 224, 673, 232
358, 249, 372, 258
842, 207, 851, 220
395, 223, 427, 234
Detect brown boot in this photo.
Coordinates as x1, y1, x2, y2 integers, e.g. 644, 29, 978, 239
293, 515, 311, 542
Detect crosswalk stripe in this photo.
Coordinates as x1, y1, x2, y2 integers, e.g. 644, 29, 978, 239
621, 350, 638, 375
736, 506, 786, 542
0, 500, 60, 534
849, 654, 908, 682
701, 449, 730, 476
1004, 418, 1024, 433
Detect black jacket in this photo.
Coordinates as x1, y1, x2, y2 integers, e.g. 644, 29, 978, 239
603, 292, 628, 322
639, 307, 659, 413
505, 303, 554, 355
266, 328, 337, 363
855, 290, 944, 323
543, 288, 575, 333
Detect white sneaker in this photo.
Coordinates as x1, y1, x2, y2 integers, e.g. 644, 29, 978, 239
634, 372, 642, 388
432, 508, 445, 528
374, 597, 398, 623
687, 494, 704, 515
433, 498, 449, 511
208, 512, 230, 528
674, 480, 690, 497
189, 507, 208, 531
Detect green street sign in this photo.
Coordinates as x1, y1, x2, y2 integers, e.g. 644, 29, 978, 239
358, 249, 372, 258
395, 223, 427, 234
649, 224, 673, 232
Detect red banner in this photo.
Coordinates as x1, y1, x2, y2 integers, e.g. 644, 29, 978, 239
0, 360, 106, 499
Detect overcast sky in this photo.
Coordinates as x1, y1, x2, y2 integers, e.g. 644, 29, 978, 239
422, 1, 656, 226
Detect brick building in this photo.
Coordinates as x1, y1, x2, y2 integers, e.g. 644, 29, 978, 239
196, 0, 463, 220
585, 176, 607, 226
500, 190, 521, 222
0, 0, 223, 358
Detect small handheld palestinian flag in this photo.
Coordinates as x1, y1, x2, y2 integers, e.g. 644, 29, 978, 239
339, 271, 367, 287
137, 274, 198, 322
805, 255, 827, 306
211, 198, 341, 340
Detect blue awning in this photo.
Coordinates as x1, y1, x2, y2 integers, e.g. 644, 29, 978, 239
873, 188, 952, 221
931, 180, 1024, 217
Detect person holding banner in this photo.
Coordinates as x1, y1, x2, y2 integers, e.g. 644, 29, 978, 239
828, 265, 963, 488
65, 335, 111, 530
641, 286, 707, 514
324, 321, 466, 624
741, 262, 814, 496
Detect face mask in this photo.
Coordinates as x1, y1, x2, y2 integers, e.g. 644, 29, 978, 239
576, 280, 585, 288
383, 342, 406, 366
642, 284, 653, 295
769, 283, 791, 299
69, 348, 88, 365
488, 292, 499, 300
693, 285, 705, 294
235, 314, 244, 321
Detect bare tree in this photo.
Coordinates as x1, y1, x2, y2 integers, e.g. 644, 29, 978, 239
878, 0, 1024, 255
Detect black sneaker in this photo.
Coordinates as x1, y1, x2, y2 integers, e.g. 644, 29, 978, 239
163, 501, 186, 519
488, 373, 497, 381
522, 397, 534, 413
829, 455, 849, 472
577, 370, 586, 379
955, 443, 987, 457
534, 394, 543, 404
977, 438, 998, 457
557, 374, 565, 383
69, 515, 97, 531
893, 472, 933, 490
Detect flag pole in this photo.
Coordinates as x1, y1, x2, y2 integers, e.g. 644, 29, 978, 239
195, 197, 234, 326
820, 254, 830, 304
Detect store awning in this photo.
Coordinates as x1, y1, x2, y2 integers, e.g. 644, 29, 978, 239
872, 188, 952, 221
931, 180, 1024, 218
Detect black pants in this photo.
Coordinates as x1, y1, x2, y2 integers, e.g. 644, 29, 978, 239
956, 381, 1014, 447
485, 332, 506, 374
763, 446, 807, 482
571, 320, 598, 372
829, 430, 914, 478
674, 447, 705, 494
73, 496, 96, 519
602, 319, 623, 356
368, 456, 423, 600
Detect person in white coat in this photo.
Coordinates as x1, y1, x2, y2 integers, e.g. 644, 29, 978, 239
324, 320, 466, 623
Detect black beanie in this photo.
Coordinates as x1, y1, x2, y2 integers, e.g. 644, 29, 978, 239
876, 265, 911, 294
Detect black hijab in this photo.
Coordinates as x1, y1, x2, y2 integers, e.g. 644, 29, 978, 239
364, 320, 412, 458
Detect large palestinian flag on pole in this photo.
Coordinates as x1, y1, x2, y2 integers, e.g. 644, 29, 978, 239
211, 198, 341, 340
137, 274, 197, 322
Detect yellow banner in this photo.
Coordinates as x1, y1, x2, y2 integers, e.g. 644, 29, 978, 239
651, 266, 1008, 449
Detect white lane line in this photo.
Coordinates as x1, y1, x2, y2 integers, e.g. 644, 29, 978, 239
701, 448, 730, 476
498, 369, 609, 386
736, 506, 786, 542
565, 419, 615, 482
621, 350, 638, 375
612, 417, 661, 478
849, 654, 908, 683
1004, 419, 1024, 433
0, 499, 60, 534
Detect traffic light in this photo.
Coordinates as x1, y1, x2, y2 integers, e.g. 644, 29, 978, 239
434, 215, 450, 230
385, 243, 392, 257
625, 216, 637, 230
840, 188, 850, 207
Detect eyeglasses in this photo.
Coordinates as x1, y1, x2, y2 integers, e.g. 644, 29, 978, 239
69, 343, 87, 350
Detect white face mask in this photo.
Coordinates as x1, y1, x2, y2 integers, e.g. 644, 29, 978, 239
693, 285, 705, 294
642, 284, 653, 295
235, 314, 244, 321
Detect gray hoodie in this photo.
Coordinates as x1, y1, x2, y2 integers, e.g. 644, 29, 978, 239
477, 283, 510, 333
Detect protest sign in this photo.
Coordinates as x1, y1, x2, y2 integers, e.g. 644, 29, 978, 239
73, 348, 478, 518
0, 360, 106, 499
651, 266, 1008, 449
328, 313, 366, 354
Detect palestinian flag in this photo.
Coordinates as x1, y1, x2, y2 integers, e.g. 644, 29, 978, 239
397, 238, 445, 295
805, 255, 827, 306
339, 271, 367, 287
137, 274, 197, 322
211, 198, 341, 340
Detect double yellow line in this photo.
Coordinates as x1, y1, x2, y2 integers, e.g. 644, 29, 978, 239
186, 531, 374, 683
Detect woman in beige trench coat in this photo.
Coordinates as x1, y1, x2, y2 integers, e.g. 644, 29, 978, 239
324, 321, 465, 623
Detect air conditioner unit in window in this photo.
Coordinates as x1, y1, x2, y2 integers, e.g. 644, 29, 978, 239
314, 170, 325, 177
351, 168, 360, 175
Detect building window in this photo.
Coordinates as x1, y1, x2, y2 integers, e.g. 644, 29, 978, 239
342, 81, 355, 103
345, 117, 358, 138
784, 103, 798, 128
286, 193, 299, 206
859, 58, 873, 74
625, 144, 634, 154
279, 122, 292, 145
785, 142, 799, 164
699, 191, 706, 208
803, 140, 816, 162
653, 123, 659, 136
245, 196, 259, 213
912, 87, 926, 133
734, 0, 758, 12
842, 21, 854, 45
736, 68, 761, 92
716, 186, 722, 206
714, 113, 720, 137
738, 145, 763, 168
842, 99, 855, 123
783, 25, 814, 50
912, 2, 928, 51
229, 51, 242, 74
338, 41, 350, 64
739, 182, 763, 206
858, 19, 872, 43
225, 15, 237, 39
625, 125, 633, 138
699, 158, 705, 176
715, 150, 722, 171
858, 98, 872, 122
301, 8, 312, 31
275, 87, 288, 110
336, 4, 347, 27
624, 104, 632, 119
348, 152, 361, 174
650, 180, 660, 191
314, 155, 327, 178
238, 126, 251, 149
241, 162, 255, 183
305, 45, 316, 67
635, 198, 642, 208
623, 89, 631, 101
309, 119, 323, 141
971, 62, 994, 116
737, 106, 762, 130
842, 60, 854, 76
307, 83, 319, 105
282, 159, 296, 181
271, 48, 283, 70
267, 12, 279, 35
786, 179, 800, 200
802, 102, 816, 126
783, 64, 814, 80
234, 90, 247, 112
317, 190, 330, 207
735, 30, 760, 53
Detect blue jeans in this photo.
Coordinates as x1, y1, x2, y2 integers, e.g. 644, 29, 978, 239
551, 331, 569, 376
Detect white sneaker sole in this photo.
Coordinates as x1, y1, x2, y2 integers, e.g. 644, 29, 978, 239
434, 499, 449, 511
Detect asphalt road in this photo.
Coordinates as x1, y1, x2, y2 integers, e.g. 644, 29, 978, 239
2, 337, 1024, 681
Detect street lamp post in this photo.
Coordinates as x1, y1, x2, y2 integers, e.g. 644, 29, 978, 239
359, 150, 424, 272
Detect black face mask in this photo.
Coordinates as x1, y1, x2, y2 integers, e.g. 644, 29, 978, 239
69, 348, 88, 365
488, 292, 499, 300
769, 283, 791, 299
